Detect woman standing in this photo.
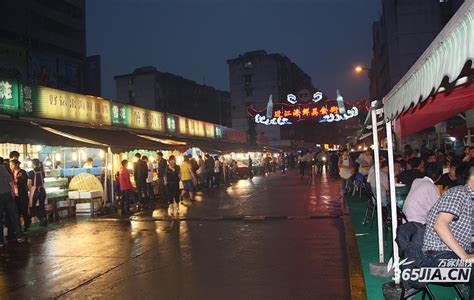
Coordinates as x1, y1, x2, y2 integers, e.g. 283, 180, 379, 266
338, 150, 354, 196
165, 155, 180, 216
28, 159, 47, 226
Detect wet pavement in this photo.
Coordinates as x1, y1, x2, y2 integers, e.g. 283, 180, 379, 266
0, 170, 351, 299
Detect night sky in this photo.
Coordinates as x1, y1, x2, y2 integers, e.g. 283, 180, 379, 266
86, 0, 381, 102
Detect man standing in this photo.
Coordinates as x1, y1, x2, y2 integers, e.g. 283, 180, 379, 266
403, 163, 442, 224
204, 154, 214, 189
214, 156, 221, 186
156, 152, 168, 204
10, 160, 30, 232
0, 157, 25, 245
181, 155, 197, 201
142, 156, 155, 205
133, 153, 148, 206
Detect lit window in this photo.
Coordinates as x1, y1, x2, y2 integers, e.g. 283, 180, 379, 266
244, 61, 254, 69
128, 78, 134, 85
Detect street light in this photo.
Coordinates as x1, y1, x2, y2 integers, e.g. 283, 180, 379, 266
354, 65, 371, 73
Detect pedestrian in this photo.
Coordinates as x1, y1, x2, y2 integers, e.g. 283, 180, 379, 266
0, 157, 25, 245
142, 156, 155, 205
165, 155, 180, 216
156, 152, 168, 204
264, 154, 271, 175
119, 159, 133, 216
316, 151, 326, 175
133, 153, 148, 206
304, 151, 313, 177
181, 155, 197, 201
10, 160, 30, 232
28, 159, 47, 226
298, 152, 306, 177
204, 154, 214, 189
196, 155, 206, 189
83, 157, 94, 168
338, 150, 354, 196
213, 156, 221, 186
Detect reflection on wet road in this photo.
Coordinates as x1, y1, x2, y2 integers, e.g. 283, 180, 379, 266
0, 170, 350, 299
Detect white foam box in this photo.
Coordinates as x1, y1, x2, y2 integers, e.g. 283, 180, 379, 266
76, 200, 100, 214
68, 191, 81, 199
79, 190, 102, 199
58, 200, 71, 208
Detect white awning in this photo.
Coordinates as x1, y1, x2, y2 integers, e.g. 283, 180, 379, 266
383, 1, 474, 121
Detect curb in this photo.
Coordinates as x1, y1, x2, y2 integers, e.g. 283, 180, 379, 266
127, 214, 342, 222
342, 199, 368, 300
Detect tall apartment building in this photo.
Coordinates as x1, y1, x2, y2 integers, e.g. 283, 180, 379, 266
370, 0, 463, 99
114, 66, 232, 127
227, 50, 315, 146
0, 0, 101, 96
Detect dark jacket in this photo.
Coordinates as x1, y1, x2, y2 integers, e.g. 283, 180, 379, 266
398, 169, 424, 189
157, 158, 167, 178
204, 157, 215, 173
133, 160, 148, 185
14, 169, 29, 198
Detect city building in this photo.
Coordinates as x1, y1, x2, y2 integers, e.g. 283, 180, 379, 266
370, 0, 464, 100
114, 66, 231, 127
227, 50, 317, 146
0, 0, 101, 96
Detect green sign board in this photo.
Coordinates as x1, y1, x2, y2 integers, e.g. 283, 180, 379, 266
111, 103, 129, 127
0, 77, 19, 114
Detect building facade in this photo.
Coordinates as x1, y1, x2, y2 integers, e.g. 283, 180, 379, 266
227, 50, 316, 146
370, 0, 463, 100
114, 66, 231, 127
0, 0, 101, 96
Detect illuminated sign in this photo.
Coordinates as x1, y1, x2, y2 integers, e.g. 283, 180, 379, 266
176, 116, 215, 138
247, 96, 358, 125
27, 86, 111, 125
111, 103, 129, 127
287, 91, 323, 104
129, 106, 165, 132
0, 78, 19, 114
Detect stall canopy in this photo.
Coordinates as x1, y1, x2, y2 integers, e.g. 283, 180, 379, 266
395, 82, 474, 137
37, 124, 176, 153
0, 119, 105, 149
383, 1, 474, 121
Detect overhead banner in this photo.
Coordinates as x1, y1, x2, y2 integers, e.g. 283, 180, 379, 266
247, 93, 359, 126
0, 77, 19, 114
23, 86, 111, 125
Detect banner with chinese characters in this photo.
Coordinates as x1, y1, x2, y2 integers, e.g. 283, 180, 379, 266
23, 86, 112, 125
0, 77, 20, 115
247, 94, 359, 126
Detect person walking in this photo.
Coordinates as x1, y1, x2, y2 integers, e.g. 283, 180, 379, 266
143, 156, 155, 205
133, 153, 148, 206
165, 155, 180, 216
0, 157, 25, 245
181, 155, 197, 201
204, 154, 214, 189
10, 160, 30, 232
338, 150, 353, 196
196, 155, 206, 189
156, 152, 168, 204
28, 159, 47, 226
213, 156, 221, 186
119, 159, 133, 216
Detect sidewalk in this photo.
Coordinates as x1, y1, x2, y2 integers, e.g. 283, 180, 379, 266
345, 194, 464, 299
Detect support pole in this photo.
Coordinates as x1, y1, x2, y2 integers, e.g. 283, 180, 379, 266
108, 148, 114, 206
371, 101, 384, 263
104, 148, 108, 205
386, 120, 400, 284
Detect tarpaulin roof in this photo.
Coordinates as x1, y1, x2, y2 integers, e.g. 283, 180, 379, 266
0, 119, 105, 148
35, 124, 175, 153
383, 1, 474, 121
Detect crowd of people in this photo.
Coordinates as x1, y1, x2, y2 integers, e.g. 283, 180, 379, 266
117, 152, 243, 216
0, 151, 49, 246
349, 144, 474, 294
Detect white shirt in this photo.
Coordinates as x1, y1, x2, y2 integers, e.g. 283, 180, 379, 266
303, 153, 313, 163
214, 160, 220, 173
358, 153, 372, 175
402, 177, 440, 224
146, 162, 154, 183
